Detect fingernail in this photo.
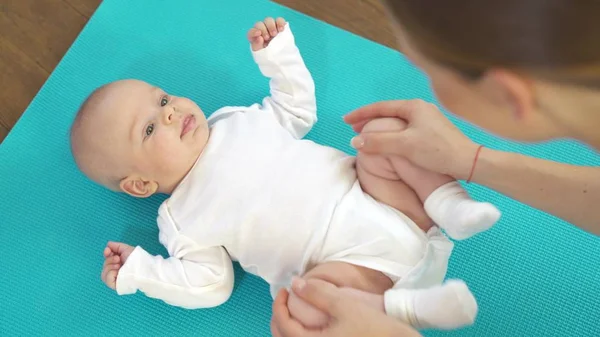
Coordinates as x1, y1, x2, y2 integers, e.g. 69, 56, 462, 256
291, 277, 306, 292
351, 136, 364, 149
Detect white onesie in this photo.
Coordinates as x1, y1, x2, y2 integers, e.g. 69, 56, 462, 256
115, 24, 454, 311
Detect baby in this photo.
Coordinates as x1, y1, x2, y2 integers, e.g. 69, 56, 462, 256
70, 17, 500, 330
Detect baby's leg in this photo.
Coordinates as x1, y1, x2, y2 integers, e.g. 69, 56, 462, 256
355, 146, 434, 232
286, 262, 478, 330
357, 118, 500, 239
286, 261, 392, 328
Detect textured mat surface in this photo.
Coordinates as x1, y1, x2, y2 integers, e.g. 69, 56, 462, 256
1, 0, 600, 336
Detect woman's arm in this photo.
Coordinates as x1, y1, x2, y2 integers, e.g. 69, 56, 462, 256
344, 100, 600, 235
471, 148, 600, 234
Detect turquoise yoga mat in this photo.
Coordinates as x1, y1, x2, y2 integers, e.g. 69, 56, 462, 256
2, 0, 600, 336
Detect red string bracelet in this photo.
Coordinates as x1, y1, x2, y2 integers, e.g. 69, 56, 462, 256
466, 145, 484, 183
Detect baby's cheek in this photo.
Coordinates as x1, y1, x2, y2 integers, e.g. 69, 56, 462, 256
181, 97, 203, 114
149, 137, 172, 164
158, 139, 188, 170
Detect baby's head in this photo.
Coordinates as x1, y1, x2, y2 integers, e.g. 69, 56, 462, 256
70, 79, 209, 197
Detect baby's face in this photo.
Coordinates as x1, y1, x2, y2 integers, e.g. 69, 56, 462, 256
78, 79, 209, 196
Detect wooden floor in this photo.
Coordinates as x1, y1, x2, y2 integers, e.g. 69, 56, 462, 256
0, 0, 395, 143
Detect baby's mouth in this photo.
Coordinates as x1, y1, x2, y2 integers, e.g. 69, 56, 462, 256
180, 114, 196, 138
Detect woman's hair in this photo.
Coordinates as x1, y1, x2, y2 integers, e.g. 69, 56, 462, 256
383, 0, 600, 87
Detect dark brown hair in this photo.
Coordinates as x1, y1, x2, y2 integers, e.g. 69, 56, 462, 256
383, 0, 600, 87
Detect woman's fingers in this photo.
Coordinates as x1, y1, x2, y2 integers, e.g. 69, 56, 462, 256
343, 100, 434, 125
351, 131, 411, 156
289, 277, 344, 315
350, 120, 370, 133
271, 289, 316, 337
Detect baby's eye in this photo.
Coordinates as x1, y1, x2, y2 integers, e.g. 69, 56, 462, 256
160, 96, 168, 107
145, 123, 155, 136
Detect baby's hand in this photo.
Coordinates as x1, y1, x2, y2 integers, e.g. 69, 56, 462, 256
248, 17, 286, 51
101, 241, 135, 291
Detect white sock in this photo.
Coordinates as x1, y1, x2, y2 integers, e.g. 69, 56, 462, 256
384, 280, 478, 330
424, 181, 501, 240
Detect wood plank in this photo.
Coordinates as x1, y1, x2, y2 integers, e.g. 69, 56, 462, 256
0, 35, 48, 130
273, 0, 398, 50
0, 0, 94, 142
0, 124, 8, 143
0, 0, 89, 73
63, 0, 101, 19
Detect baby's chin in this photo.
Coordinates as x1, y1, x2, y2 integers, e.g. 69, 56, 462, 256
165, 128, 211, 193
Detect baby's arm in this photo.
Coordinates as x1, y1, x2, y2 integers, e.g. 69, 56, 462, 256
102, 217, 234, 309
249, 17, 317, 139
114, 243, 234, 309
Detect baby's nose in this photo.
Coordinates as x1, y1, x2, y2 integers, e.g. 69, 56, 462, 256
162, 107, 175, 124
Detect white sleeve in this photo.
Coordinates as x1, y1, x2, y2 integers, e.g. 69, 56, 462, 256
251, 23, 317, 139
115, 213, 234, 309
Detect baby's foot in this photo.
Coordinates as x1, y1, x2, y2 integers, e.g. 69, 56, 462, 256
424, 181, 501, 240
384, 280, 478, 330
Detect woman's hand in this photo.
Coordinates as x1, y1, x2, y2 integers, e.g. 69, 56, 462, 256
270, 278, 422, 337
344, 100, 479, 180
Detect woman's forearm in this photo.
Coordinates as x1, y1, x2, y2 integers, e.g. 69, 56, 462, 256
469, 148, 600, 235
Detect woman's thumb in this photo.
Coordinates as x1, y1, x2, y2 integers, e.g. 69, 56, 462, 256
351, 131, 409, 156
291, 277, 344, 315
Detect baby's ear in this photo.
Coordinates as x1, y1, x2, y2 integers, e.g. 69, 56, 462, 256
119, 176, 158, 198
